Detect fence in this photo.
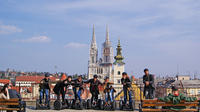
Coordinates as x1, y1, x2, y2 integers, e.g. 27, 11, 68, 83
15, 82, 200, 101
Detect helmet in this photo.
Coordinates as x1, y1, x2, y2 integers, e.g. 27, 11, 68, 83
122, 72, 127, 76
93, 74, 98, 78
78, 75, 82, 78
104, 76, 109, 80
45, 73, 50, 77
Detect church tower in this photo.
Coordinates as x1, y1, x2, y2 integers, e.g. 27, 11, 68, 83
101, 25, 114, 79
88, 25, 98, 79
113, 39, 125, 87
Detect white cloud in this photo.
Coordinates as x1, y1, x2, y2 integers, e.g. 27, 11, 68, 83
15, 36, 51, 43
64, 42, 88, 48
0, 23, 22, 34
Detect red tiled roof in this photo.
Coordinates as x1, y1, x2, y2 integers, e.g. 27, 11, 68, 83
16, 75, 58, 83
0, 79, 10, 84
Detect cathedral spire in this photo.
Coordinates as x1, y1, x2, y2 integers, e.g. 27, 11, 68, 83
105, 25, 110, 43
91, 24, 97, 48
114, 39, 125, 65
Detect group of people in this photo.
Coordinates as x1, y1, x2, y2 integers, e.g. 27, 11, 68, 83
39, 71, 137, 107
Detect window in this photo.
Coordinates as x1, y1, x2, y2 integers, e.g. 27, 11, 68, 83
118, 71, 121, 75
198, 90, 200, 95
190, 90, 195, 95
92, 57, 94, 63
118, 80, 120, 84
105, 56, 108, 62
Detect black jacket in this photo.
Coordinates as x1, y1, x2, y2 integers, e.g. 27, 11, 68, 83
73, 79, 84, 90
53, 80, 67, 94
86, 79, 102, 93
143, 74, 155, 89
39, 78, 51, 90
121, 77, 131, 89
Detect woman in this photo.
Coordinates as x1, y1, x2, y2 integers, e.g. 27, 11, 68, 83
0, 83, 10, 99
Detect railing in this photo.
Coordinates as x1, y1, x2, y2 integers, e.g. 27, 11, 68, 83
14, 82, 200, 101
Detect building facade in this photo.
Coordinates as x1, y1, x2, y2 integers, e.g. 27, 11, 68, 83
88, 25, 125, 93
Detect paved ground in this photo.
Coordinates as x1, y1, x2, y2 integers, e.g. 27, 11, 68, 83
25, 101, 139, 112
26, 106, 139, 112
26, 108, 138, 112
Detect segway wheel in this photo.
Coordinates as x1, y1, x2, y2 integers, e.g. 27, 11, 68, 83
119, 100, 123, 110
131, 100, 135, 111
54, 100, 62, 110
87, 99, 91, 109
111, 101, 116, 110
99, 100, 104, 110
36, 99, 40, 110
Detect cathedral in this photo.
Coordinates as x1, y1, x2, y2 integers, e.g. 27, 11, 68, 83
88, 25, 125, 89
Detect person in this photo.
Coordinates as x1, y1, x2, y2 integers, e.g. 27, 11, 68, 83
85, 74, 102, 104
8, 86, 26, 112
39, 73, 51, 106
53, 73, 68, 104
103, 76, 116, 105
121, 72, 132, 106
143, 68, 155, 99
158, 86, 197, 111
0, 83, 10, 99
73, 75, 84, 102
65, 76, 74, 96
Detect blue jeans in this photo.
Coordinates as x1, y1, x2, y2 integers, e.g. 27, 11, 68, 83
39, 89, 49, 105
73, 88, 82, 102
123, 88, 132, 104
77, 89, 82, 102
105, 89, 114, 102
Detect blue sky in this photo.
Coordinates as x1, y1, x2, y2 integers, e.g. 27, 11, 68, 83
0, 0, 200, 77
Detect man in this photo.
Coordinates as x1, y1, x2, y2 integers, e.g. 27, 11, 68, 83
103, 76, 116, 105
121, 72, 132, 105
73, 75, 84, 102
143, 68, 155, 99
53, 73, 67, 104
39, 73, 51, 107
86, 75, 102, 104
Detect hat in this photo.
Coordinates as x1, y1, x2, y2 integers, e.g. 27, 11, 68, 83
122, 72, 127, 75
144, 68, 149, 72
93, 74, 98, 78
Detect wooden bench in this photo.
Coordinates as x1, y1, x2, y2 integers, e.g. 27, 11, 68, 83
0, 98, 26, 112
139, 99, 199, 112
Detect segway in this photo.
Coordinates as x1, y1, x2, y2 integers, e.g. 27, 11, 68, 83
72, 87, 86, 110
102, 88, 116, 110
119, 89, 135, 111
53, 84, 74, 110
86, 94, 103, 109
36, 89, 50, 110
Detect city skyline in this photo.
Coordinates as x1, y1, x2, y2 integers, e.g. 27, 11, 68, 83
0, 0, 200, 77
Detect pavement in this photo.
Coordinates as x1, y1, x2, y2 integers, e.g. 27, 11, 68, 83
26, 106, 139, 112
26, 108, 138, 112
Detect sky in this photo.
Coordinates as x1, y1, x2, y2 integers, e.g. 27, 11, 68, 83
0, 0, 200, 78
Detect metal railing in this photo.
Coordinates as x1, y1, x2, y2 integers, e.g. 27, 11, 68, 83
14, 83, 200, 101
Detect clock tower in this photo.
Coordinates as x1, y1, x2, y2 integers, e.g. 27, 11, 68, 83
113, 39, 125, 91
